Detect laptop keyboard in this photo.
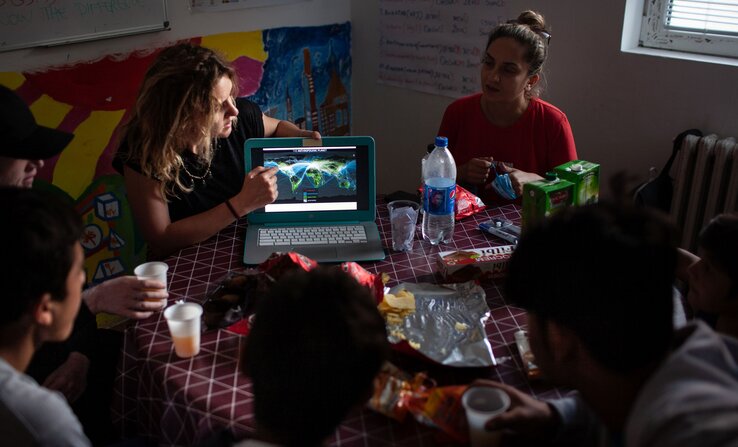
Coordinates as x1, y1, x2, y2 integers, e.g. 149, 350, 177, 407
258, 225, 367, 246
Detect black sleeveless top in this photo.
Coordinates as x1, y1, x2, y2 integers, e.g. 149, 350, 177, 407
114, 98, 265, 222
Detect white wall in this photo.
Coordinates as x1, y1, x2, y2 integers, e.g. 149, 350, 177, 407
0, 0, 349, 71
351, 0, 738, 195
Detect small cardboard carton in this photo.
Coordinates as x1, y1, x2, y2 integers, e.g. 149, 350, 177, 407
437, 246, 515, 282
553, 160, 600, 206
522, 174, 574, 232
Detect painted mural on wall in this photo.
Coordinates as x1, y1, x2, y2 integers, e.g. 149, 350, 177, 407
0, 22, 352, 284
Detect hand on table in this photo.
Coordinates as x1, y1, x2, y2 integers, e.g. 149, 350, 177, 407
471, 379, 560, 442
42, 352, 90, 403
233, 166, 279, 215
498, 164, 543, 196
84, 276, 167, 319
459, 157, 494, 184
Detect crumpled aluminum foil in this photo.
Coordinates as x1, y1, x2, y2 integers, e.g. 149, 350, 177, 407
386, 281, 496, 367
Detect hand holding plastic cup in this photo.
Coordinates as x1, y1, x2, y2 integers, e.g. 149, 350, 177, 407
134, 261, 168, 306
388, 200, 420, 252
462, 386, 511, 447
163, 302, 203, 358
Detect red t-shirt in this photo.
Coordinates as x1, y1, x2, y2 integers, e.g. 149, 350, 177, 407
438, 94, 577, 203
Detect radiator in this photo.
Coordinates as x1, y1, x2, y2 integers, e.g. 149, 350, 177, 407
671, 134, 738, 251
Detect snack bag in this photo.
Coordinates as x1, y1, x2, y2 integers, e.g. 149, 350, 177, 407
367, 362, 430, 422
454, 185, 486, 221
259, 252, 318, 278
416, 185, 487, 221
340, 261, 385, 303
406, 385, 469, 443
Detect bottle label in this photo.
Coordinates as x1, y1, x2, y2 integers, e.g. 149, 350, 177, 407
424, 184, 455, 215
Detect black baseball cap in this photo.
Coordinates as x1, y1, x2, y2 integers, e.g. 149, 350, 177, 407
0, 85, 73, 160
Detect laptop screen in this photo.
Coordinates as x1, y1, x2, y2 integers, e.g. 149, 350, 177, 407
249, 145, 370, 214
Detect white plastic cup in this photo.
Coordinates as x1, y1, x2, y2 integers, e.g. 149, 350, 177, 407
163, 302, 203, 358
461, 386, 511, 447
134, 261, 169, 305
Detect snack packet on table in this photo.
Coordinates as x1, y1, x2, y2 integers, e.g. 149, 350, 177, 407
416, 185, 487, 221
367, 362, 470, 443
212, 252, 385, 334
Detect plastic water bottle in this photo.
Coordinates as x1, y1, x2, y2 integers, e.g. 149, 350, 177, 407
422, 136, 456, 244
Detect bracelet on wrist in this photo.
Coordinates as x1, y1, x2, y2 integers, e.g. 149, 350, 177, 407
225, 199, 240, 219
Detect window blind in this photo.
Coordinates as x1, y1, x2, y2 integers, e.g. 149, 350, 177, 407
666, 0, 738, 35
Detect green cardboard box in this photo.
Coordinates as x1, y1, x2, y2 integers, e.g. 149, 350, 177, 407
522, 174, 574, 231
553, 160, 600, 206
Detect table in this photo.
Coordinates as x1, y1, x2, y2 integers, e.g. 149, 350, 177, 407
112, 201, 567, 446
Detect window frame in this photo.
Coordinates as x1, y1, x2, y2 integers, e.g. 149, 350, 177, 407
640, 0, 738, 59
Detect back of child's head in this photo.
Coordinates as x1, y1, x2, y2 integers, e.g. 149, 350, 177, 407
0, 187, 82, 328
242, 267, 389, 446
506, 202, 678, 374
699, 213, 738, 297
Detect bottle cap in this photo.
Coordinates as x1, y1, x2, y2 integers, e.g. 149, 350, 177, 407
569, 163, 583, 172
435, 136, 448, 147
545, 171, 558, 181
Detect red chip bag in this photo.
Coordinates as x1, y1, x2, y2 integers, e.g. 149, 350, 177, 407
259, 253, 384, 302
416, 185, 487, 221
259, 252, 318, 279
340, 261, 384, 303
454, 185, 486, 221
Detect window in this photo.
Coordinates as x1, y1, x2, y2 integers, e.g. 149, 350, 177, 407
640, 0, 738, 58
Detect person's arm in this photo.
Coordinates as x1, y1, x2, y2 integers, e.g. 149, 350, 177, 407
83, 276, 168, 319
263, 114, 321, 139
124, 165, 277, 258
502, 111, 577, 196
499, 164, 544, 196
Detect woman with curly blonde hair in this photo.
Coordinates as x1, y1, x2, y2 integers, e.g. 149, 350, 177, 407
115, 42, 319, 258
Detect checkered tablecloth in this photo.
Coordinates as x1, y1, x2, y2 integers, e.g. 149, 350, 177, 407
112, 201, 566, 446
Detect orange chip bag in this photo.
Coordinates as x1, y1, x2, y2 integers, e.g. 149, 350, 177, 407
407, 385, 469, 443
368, 362, 430, 422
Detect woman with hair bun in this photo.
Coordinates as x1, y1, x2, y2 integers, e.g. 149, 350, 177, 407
438, 10, 577, 204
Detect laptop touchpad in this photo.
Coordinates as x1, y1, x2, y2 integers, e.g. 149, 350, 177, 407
293, 247, 338, 262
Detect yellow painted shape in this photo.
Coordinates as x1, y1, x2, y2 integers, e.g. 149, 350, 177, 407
29, 95, 72, 129
202, 31, 267, 62
53, 109, 125, 199
0, 72, 26, 89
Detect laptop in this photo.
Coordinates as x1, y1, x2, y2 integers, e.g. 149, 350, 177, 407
243, 136, 386, 264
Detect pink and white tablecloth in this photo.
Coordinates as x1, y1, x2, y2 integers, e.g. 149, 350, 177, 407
112, 201, 566, 446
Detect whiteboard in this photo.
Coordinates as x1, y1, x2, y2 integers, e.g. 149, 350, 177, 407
0, 1, 169, 53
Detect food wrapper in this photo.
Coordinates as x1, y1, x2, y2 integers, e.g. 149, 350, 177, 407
367, 362, 469, 443
207, 253, 384, 333
384, 282, 495, 367
367, 362, 431, 422
202, 269, 272, 330
340, 261, 385, 304
416, 185, 487, 221
437, 246, 515, 283
454, 184, 486, 221
259, 251, 318, 279
259, 253, 382, 301
407, 385, 469, 443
